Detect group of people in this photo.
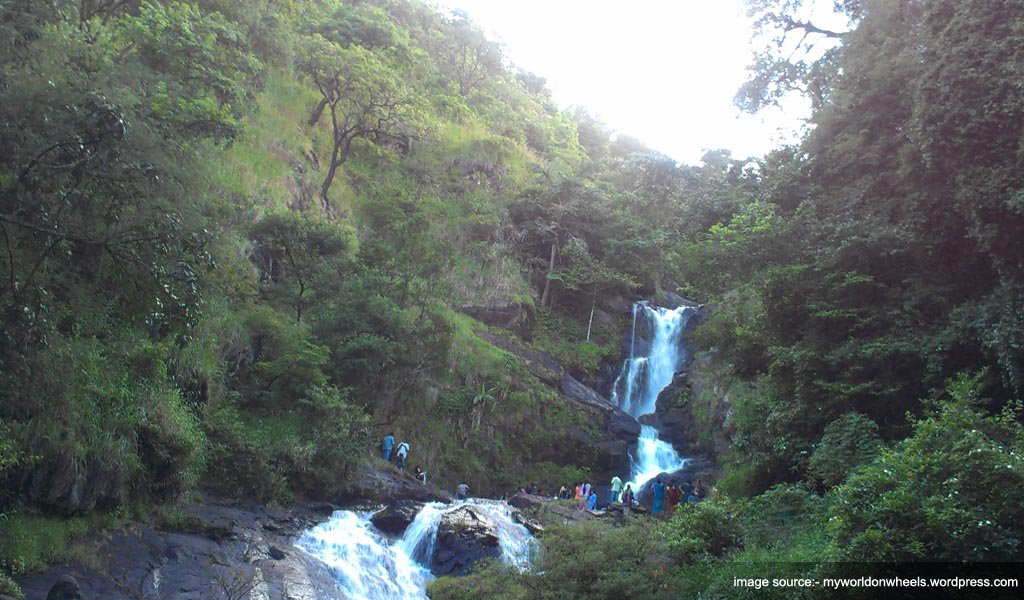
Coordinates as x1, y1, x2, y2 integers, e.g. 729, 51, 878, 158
650, 477, 707, 516
382, 433, 427, 484
381, 433, 708, 513
545, 475, 706, 516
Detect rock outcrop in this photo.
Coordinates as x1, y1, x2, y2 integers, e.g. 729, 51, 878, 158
459, 303, 535, 339
17, 498, 345, 600
344, 464, 452, 504
430, 506, 502, 576
370, 499, 423, 536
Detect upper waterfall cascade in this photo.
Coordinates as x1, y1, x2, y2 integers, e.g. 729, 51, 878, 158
611, 302, 694, 488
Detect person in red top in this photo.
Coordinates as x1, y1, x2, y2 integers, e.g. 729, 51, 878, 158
666, 481, 683, 516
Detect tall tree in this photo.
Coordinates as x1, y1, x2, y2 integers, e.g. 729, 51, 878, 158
297, 34, 421, 203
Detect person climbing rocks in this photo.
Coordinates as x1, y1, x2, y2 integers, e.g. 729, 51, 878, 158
558, 485, 569, 500
609, 475, 623, 504
395, 440, 410, 470
456, 482, 469, 500
414, 466, 427, 485
651, 477, 666, 516
382, 432, 395, 461
587, 488, 598, 511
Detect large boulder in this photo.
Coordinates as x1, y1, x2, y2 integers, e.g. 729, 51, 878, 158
46, 575, 84, 600
459, 303, 535, 338
370, 500, 422, 536
430, 506, 501, 576
344, 465, 452, 504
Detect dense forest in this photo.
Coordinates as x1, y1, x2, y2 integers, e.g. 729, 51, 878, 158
1, 0, 1023, 598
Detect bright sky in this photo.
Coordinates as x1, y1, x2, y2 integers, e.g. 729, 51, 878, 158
436, 0, 818, 165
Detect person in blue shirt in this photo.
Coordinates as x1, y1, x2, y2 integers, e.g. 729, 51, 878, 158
651, 477, 666, 515
382, 433, 395, 461
587, 489, 598, 511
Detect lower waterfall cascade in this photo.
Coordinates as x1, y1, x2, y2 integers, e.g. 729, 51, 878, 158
296, 500, 534, 600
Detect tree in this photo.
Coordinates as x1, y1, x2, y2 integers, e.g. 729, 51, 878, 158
250, 211, 357, 323
736, 0, 859, 113
297, 34, 421, 203
438, 12, 503, 96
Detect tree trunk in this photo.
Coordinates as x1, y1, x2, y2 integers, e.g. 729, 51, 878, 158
308, 97, 328, 126
586, 293, 596, 342
321, 161, 339, 203
540, 240, 557, 308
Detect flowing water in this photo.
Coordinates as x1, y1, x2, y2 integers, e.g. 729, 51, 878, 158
296, 500, 533, 600
611, 302, 694, 490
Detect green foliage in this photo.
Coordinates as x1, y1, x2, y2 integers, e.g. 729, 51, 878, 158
117, 1, 264, 140
829, 373, 1024, 561
297, 385, 373, 494
431, 520, 672, 600
0, 509, 125, 587
664, 495, 746, 560
806, 413, 880, 489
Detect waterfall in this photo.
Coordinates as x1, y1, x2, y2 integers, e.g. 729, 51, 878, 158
611, 302, 694, 490
296, 500, 533, 599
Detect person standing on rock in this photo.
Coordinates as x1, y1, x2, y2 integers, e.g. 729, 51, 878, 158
382, 432, 395, 461
622, 485, 635, 515
587, 488, 598, 511
609, 475, 623, 504
456, 482, 469, 500
396, 440, 410, 470
651, 477, 666, 516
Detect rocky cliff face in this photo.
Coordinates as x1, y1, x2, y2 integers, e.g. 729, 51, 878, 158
16, 498, 345, 600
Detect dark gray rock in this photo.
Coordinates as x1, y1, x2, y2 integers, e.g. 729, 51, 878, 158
559, 373, 613, 410
459, 303, 535, 338
46, 575, 83, 600
430, 506, 501, 576
370, 499, 422, 536
17, 498, 346, 600
344, 465, 452, 504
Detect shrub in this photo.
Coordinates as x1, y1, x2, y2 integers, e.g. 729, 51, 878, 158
664, 495, 746, 561
807, 413, 881, 488
829, 373, 1024, 561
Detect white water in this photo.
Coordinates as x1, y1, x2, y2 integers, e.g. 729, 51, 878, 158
296, 500, 533, 600
611, 302, 693, 491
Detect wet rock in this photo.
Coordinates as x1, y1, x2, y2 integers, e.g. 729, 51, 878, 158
268, 545, 287, 560
370, 500, 422, 536
511, 509, 545, 534
46, 575, 83, 600
431, 506, 501, 576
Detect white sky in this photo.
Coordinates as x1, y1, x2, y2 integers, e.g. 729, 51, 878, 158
436, 0, 821, 165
